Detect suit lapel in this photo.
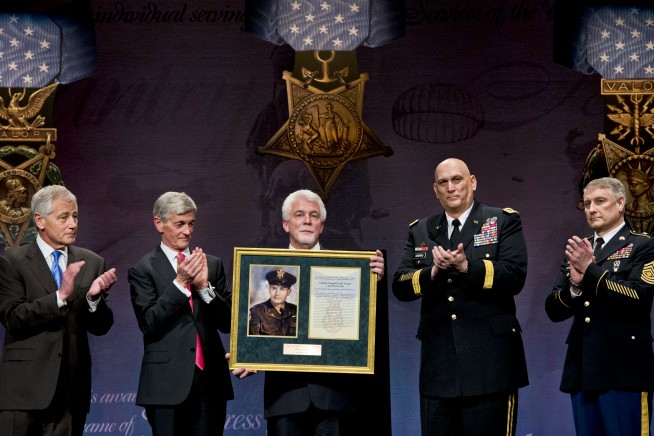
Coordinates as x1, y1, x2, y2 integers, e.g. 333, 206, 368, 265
25, 241, 57, 294
427, 214, 449, 249
151, 246, 176, 282
459, 202, 483, 250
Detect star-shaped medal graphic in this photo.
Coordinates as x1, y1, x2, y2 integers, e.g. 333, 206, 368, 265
258, 69, 392, 196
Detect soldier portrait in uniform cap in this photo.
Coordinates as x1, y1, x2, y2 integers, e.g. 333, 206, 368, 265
248, 266, 299, 337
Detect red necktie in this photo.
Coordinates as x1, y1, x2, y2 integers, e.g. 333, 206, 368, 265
178, 252, 205, 370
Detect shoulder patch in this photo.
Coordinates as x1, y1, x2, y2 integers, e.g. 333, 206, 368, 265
629, 230, 650, 238
503, 207, 519, 215
409, 219, 420, 228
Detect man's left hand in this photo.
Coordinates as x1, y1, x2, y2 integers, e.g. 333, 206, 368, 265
87, 268, 118, 301
565, 236, 594, 284
190, 247, 209, 290
370, 250, 385, 281
433, 244, 468, 273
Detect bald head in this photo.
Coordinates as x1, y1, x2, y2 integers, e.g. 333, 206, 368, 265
433, 158, 477, 217
436, 158, 471, 178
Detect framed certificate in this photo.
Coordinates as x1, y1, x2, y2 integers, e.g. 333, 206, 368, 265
229, 247, 377, 374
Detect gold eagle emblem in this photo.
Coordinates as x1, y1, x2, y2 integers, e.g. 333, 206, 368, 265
0, 83, 58, 130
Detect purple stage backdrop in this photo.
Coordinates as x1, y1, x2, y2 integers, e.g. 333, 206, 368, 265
0, 0, 610, 435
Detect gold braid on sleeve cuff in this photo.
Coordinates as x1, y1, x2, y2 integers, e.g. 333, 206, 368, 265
398, 271, 423, 297
555, 290, 570, 308
412, 271, 422, 296
482, 259, 494, 289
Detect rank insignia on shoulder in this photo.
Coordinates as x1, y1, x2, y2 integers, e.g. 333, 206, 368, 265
409, 219, 419, 228
642, 261, 654, 284
503, 207, 519, 214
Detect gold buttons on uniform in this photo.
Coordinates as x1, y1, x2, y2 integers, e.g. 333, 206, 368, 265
447, 296, 454, 302
451, 314, 457, 320
631, 336, 636, 340
584, 317, 590, 323
584, 301, 590, 307
447, 279, 453, 284
485, 254, 490, 258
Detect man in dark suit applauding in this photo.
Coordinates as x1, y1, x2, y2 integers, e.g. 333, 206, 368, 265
393, 158, 529, 436
546, 177, 654, 435
0, 185, 117, 436
129, 191, 233, 436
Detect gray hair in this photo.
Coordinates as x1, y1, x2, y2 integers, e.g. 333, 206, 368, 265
31, 185, 76, 219
281, 189, 326, 221
153, 192, 196, 222
584, 177, 626, 201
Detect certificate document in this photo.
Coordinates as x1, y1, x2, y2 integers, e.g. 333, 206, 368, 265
309, 267, 361, 340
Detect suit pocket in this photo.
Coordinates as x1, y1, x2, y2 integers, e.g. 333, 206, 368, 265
605, 324, 653, 343
473, 242, 498, 260
142, 351, 170, 363
3, 347, 34, 361
489, 315, 522, 336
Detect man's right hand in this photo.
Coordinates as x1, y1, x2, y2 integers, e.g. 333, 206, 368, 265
58, 260, 86, 302
176, 251, 203, 288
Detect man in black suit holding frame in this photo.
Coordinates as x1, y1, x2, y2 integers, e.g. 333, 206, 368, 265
234, 189, 385, 436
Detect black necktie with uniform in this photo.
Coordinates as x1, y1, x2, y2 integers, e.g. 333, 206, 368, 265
594, 237, 604, 260
450, 219, 461, 249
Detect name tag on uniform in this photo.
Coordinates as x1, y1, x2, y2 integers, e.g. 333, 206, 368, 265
414, 246, 428, 259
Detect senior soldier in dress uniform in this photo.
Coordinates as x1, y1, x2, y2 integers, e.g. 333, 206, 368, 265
545, 177, 654, 435
249, 269, 298, 336
392, 158, 528, 436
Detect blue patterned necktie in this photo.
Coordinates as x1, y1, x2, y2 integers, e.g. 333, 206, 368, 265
51, 250, 62, 288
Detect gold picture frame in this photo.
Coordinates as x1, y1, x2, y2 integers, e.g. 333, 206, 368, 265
229, 247, 377, 374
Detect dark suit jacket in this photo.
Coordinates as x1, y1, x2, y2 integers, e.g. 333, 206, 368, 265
128, 246, 233, 406
545, 226, 654, 392
392, 201, 529, 398
263, 245, 360, 419
0, 241, 113, 413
